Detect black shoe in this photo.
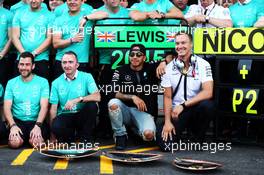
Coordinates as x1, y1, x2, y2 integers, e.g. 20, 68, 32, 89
115, 135, 127, 150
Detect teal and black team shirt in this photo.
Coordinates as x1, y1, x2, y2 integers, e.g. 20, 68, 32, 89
229, 0, 264, 27
4, 75, 49, 121
50, 71, 98, 115
10, 1, 48, 14
0, 7, 13, 53
168, 5, 189, 25
54, 2, 93, 17
53, 8, 93, 63
12, 6, 55, 61
0, 84, 3, 103
95, 5, 129, 64
130, 0, 175, 24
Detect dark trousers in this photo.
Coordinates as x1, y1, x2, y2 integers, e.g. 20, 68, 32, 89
14, 60, 49, 80
97, 64, 114, 133
51, 102, 98, 143
0, 54, 16, 86
0, 121, 8, 141
52, 60, 91, 80
0, 57, 7, 86
156, 100, 215, 151
13, 118, 49, 142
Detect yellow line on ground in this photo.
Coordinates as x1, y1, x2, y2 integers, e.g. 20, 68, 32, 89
100, 155, 114, 174
51, 144, 115, 171
99, 146, 159, 174
11, 149, 34, 166
126, 146, 159, 153
53, 159, 69, 170
99, 144, 115, 150
0, 144, 8, 148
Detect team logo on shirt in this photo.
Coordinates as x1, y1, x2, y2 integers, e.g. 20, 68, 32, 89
125, 75, 131, 81
32, 85, 39, 98
0, 15, 7, 25
96, 31, 116, 42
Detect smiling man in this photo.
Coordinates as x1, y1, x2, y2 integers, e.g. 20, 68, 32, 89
4, 52, 49, 149
185, 0, 232, 27
10, 0, 48, 14
156, 32, 215, 151
52, 0, 107, 78
49, 51, 100, 144
49, 0, 63, 11
12, 0, 55, 80
107, 44, 169, 150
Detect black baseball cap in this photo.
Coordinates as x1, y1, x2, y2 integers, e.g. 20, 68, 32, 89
130, 44, 146, 55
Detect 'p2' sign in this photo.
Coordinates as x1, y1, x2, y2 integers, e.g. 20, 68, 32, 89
232, 89, 259, 114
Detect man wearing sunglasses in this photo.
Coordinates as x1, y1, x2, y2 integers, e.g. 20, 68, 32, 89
108, 44, 167, 150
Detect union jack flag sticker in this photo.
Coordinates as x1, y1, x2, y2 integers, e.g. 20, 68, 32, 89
166, 31, 176, 42
96, 31, 116, 42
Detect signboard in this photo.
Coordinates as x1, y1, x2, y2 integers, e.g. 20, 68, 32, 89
194, 28, 264, 55
94, 26, 187, 49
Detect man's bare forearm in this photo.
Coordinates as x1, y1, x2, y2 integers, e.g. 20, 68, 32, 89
115, 92, 134, 101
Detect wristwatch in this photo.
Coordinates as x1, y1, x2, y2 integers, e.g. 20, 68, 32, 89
180, 102, 186, 109
84, 15, 89, 21
35, 122, 42, 128
79, 96, 84, 103
32, 51, 38, 57
205, 16, 210, 23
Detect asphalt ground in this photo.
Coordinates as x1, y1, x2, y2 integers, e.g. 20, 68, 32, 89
0, 137, 264, 175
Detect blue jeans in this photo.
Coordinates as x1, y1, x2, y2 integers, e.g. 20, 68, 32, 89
108, 98, 156, 140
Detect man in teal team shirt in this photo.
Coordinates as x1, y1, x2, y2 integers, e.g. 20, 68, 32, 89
49, 0, 63, 11
0, 0, 13, 86
52, 0, 107, 78
130, 0, 183, 24
49, 51, 100, 144
10, 0, 48, 14
4, 52, 49, 149
12, 0, 55, 80
229, 0, 264, 27
89, 0, 130, 138
168, 0, 190, 24
53, 0, 92, 17
0, 83, 7, 141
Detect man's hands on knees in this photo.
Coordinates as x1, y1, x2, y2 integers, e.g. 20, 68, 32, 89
9, 125, 23, 141
162, 121, 176, 142
132, 95, 147, 112
30, 125, 43, 145
64, 98, 79, 110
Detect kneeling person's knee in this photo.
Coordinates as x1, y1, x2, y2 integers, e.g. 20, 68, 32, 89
143, 130, 154, 141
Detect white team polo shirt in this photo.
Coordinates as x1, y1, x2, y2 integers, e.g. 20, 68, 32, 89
161, 55, 213, 107
185, 2, 231, 28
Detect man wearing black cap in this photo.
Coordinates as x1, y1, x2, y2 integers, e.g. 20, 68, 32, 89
108, 44, 167, 150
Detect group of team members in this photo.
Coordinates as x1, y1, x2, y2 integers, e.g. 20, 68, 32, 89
0, 0, 263, 150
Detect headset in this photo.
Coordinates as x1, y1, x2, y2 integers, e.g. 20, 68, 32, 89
173, 55, 197, 76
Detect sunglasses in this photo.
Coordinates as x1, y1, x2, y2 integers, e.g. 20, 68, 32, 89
129, 52, 144, 57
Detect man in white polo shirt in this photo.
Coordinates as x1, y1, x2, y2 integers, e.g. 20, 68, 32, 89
185, 0, 232, 27
157, 31, 215, 151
